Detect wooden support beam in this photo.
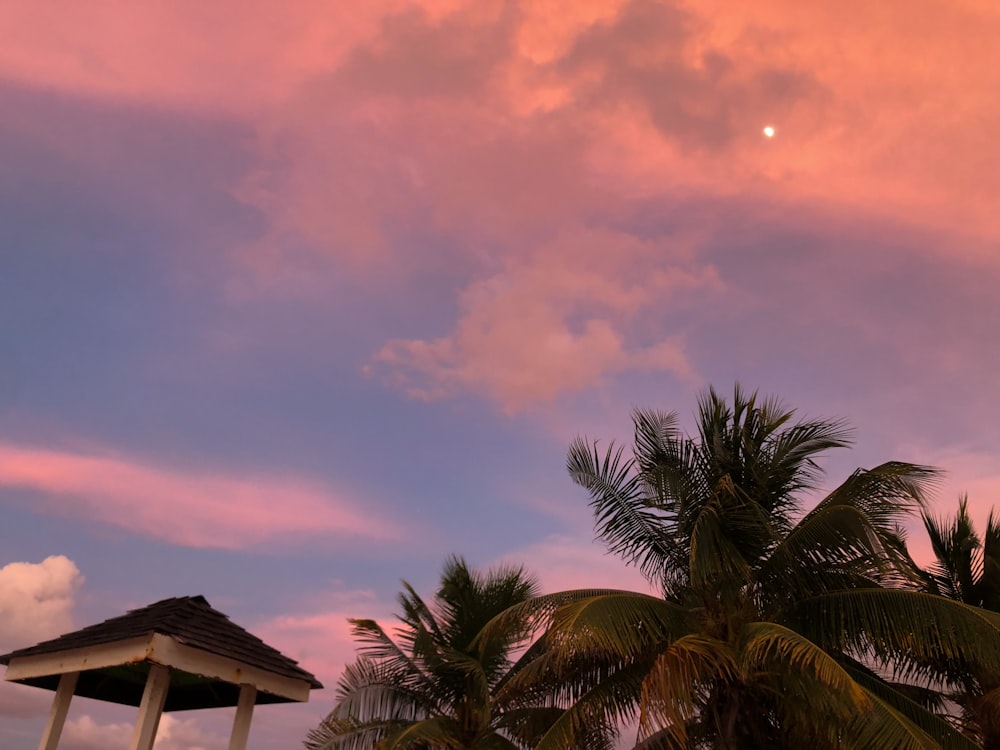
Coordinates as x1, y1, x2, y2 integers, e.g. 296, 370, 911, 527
227, 684, 257, 750
38, 671, 78, 750
129, 664, 170, 750
147, 633, 310, 701
5, 636, 154, 681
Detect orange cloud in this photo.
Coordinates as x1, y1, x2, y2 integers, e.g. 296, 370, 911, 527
4, 0, 996, 241
0, 1, 388, 113
0, 443, 401, 549
574, 0, 1000, 242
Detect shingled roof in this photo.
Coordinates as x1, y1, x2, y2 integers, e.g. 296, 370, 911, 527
0, 595, 322, 711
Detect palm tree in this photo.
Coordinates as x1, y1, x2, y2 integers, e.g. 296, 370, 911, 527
918, 498, 1000, 748
921, 497, 1000, 613
304, 556, 614, 750
489, 386, 1000, 749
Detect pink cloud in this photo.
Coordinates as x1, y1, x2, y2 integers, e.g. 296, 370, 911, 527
6, 0, 999, 415
245, 587, 400, 743
0, 442, 401, 549
253, 587, 391, 690
497, 534, 652, 595
368, 229, 718, 411
890, 447, 1000, 569
221, 0, 997, 410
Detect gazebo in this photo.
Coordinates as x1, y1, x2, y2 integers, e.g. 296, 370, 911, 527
0, 595, 322, 750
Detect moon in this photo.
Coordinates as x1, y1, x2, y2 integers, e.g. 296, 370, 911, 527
763, 126, 776, 138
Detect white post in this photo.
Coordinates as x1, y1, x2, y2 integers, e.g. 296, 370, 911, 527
38, 671, 79, 750
129, 663, 170, 750
228, 684, 257, 750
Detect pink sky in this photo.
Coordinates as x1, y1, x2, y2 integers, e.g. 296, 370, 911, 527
2, 1, 999, 747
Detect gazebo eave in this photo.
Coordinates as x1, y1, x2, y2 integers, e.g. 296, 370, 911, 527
4, 631, 311, 706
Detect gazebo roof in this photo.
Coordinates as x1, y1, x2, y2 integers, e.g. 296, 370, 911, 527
0, 595, 322, 711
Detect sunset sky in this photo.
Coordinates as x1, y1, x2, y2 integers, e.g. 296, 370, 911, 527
2, 1, 999, 747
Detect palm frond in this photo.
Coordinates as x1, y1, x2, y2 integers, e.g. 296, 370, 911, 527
687, 499, 751, 590
981, 508, 1000, 611
332, 657, 437, 718
639, 634, 737, 747
842, 661, 978, 749
809, 461, 940, 530
532, 659, 653, 750
307, 558, 609, 750
759, 503, 902, 605
380, 715, 464, 749
346, 620, 436, 695
568, 436, 676, 581
922, 496, 981, 603
844, 690, 949, 750
800, 462, 941, 586
397, 583, 445, 643
304, 717, 415, 750
545, 592, 693, 661
739, 622, 868, 710
787, 588, 1000, 680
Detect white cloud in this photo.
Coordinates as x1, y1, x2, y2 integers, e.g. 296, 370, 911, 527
0, 555, 83, 718
0, 555, 82, 652
62, 714, 227, 750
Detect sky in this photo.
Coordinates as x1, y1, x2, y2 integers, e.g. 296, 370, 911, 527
1, 0, 999, 747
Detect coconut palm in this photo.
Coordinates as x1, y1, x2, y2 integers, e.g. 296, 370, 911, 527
304, 556, 614, 750
921, 497, 1000, 613
918, 498, 1000, 748
489, 386, 1000, 749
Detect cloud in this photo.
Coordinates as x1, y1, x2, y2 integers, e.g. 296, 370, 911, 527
891, 447, 1000, 569
242, 586, 398, 745
554, 0, 820, 152
62, 714, 226, 750
369, 229, 719, 411
5, 0, 998, 244
253, 587, 390, 691
498, 534, 652, 595
0, 1, 393, 113
0, 555, 81, 652
0, 556, 83, 717
0, 442, 401, 550
227, 0, 999, 411
5, 0, 1000, 416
